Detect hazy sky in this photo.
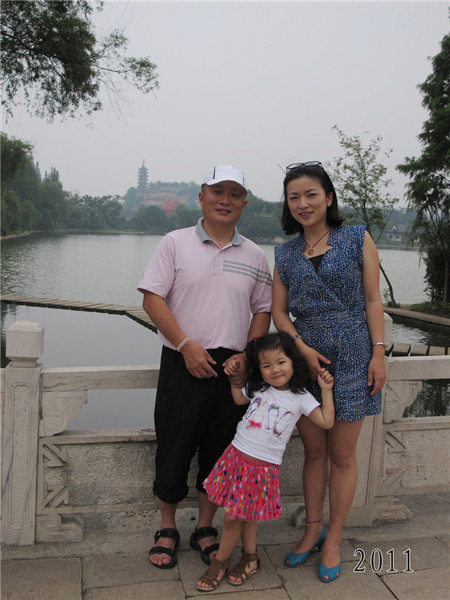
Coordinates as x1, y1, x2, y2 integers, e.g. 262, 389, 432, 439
2, 1, 448, 204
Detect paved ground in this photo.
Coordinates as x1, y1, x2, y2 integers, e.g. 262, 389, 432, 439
2, 493, 449, 600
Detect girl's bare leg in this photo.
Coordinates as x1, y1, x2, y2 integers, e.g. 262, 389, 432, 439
240, 520, 257, 554
196, 514, 242, 590
229, 521, 258, 581
228, 520, 258, 584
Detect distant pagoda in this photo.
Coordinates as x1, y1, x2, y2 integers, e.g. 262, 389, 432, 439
137, 160, 148, 195
135, 160, 186, 213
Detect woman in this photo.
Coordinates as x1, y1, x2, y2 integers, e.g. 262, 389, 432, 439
272, 161, 386, 583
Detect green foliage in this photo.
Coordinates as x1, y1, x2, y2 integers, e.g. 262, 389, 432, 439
121, 187, 140, 220
67, 195, 125, 230
131, 204, 171, 233
328, 126, 399, 241
423, 251, 450, 305
1, 133, 41, 235
397, 32, 450, 303
0, 132, 126, 235
328, 126, 400, 306
408, 302, 450, 319
2, 132, 423, 248
238, 192, 283, 242
173, 203, 202, 229
1, 133, 33, 188
1, 0, 158, 120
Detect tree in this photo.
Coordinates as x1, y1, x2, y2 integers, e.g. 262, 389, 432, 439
397, 33, 450, 304
133, 204, 170, 233
328, 126, 400, 306
173, 203, 202, 229
36, 180, 69, 230
1, 133, 34, 235
1, 132, 33, 188
1, 0, 159, 120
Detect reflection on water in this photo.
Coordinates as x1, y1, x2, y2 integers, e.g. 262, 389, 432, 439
404, 381, 450, 418
390, 322, 449, 419
391, 321, 450, 348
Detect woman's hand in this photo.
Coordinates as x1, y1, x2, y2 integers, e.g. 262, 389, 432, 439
367, 353, 386, 395
300, 344, 331, 380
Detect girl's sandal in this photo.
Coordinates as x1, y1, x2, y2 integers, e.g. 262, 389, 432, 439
196, 557, 230, 592
228, 551, 260, 586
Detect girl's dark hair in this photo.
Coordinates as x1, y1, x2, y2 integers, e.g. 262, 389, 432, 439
281, 164, 345, 235
244, 331, 310, 397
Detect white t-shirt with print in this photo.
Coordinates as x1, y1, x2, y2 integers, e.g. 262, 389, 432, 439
232, 386, 320, 465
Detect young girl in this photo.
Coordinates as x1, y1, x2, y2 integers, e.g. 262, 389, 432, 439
195, 331, 335, 592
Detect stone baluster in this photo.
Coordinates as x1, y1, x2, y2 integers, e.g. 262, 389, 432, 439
1, 321, 44, 544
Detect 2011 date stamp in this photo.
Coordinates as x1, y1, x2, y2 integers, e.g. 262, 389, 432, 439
353, 548, 413, 573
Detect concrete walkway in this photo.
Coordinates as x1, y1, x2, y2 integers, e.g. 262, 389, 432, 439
383, 306, 450, 329
2, 493, 449, 600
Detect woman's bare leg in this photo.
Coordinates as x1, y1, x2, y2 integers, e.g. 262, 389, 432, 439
320, 419, 363, 577
292, 419, 328, 553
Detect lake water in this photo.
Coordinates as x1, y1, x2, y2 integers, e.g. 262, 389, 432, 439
1, 232, 448, 427
0, 232, 430, 306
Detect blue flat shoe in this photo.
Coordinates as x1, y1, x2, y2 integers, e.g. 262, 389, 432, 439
284, 527, 326, 567
318, 548, 341, 582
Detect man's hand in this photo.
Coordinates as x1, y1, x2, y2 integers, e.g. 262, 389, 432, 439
180, 341, 217, 378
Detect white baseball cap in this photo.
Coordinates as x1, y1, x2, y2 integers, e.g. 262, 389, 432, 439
201, 165, 248, 191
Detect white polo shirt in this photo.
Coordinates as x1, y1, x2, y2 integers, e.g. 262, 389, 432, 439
138, 219, 272, 351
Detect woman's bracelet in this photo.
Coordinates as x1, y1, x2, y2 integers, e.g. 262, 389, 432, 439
176, 337, 191, 352
292, 334, 302, 341
372, 342, 385, 348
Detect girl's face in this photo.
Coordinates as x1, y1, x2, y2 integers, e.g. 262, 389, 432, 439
286, 175, 332, 230
258, 348, 294, 391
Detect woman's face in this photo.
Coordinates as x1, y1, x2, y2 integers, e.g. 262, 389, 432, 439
286, 175, 332, 229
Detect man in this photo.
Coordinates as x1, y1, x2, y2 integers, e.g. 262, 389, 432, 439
138, 165, 272, 569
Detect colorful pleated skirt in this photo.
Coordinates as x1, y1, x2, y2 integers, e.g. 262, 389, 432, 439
203, 444, 282, 521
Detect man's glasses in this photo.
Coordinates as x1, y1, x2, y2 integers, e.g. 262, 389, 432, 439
286, 161, 323, 171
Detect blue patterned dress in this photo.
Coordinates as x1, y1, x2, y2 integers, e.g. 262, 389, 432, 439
274, 225, 382, 421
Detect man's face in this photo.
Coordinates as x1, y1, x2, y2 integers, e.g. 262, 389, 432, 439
199, 181, 247, 227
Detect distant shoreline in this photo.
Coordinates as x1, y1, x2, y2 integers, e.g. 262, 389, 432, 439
1, 228, 419, 250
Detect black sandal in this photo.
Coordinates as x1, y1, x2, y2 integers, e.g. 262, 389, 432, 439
189, 526, 219, 565
148, 527, 180, 569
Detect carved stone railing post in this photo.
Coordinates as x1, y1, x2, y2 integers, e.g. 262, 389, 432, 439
1, 321, 44, 544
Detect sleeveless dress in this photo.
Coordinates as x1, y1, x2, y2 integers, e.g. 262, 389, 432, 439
274, 225, 382, 421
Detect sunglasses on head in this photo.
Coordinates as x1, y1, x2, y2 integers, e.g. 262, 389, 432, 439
286, 161, 323, 171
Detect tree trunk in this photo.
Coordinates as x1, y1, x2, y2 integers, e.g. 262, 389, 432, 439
444, 255, 449, 305
379, 262, 399, 307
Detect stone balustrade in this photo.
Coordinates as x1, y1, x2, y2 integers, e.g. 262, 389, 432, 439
1, 315, 449, 545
